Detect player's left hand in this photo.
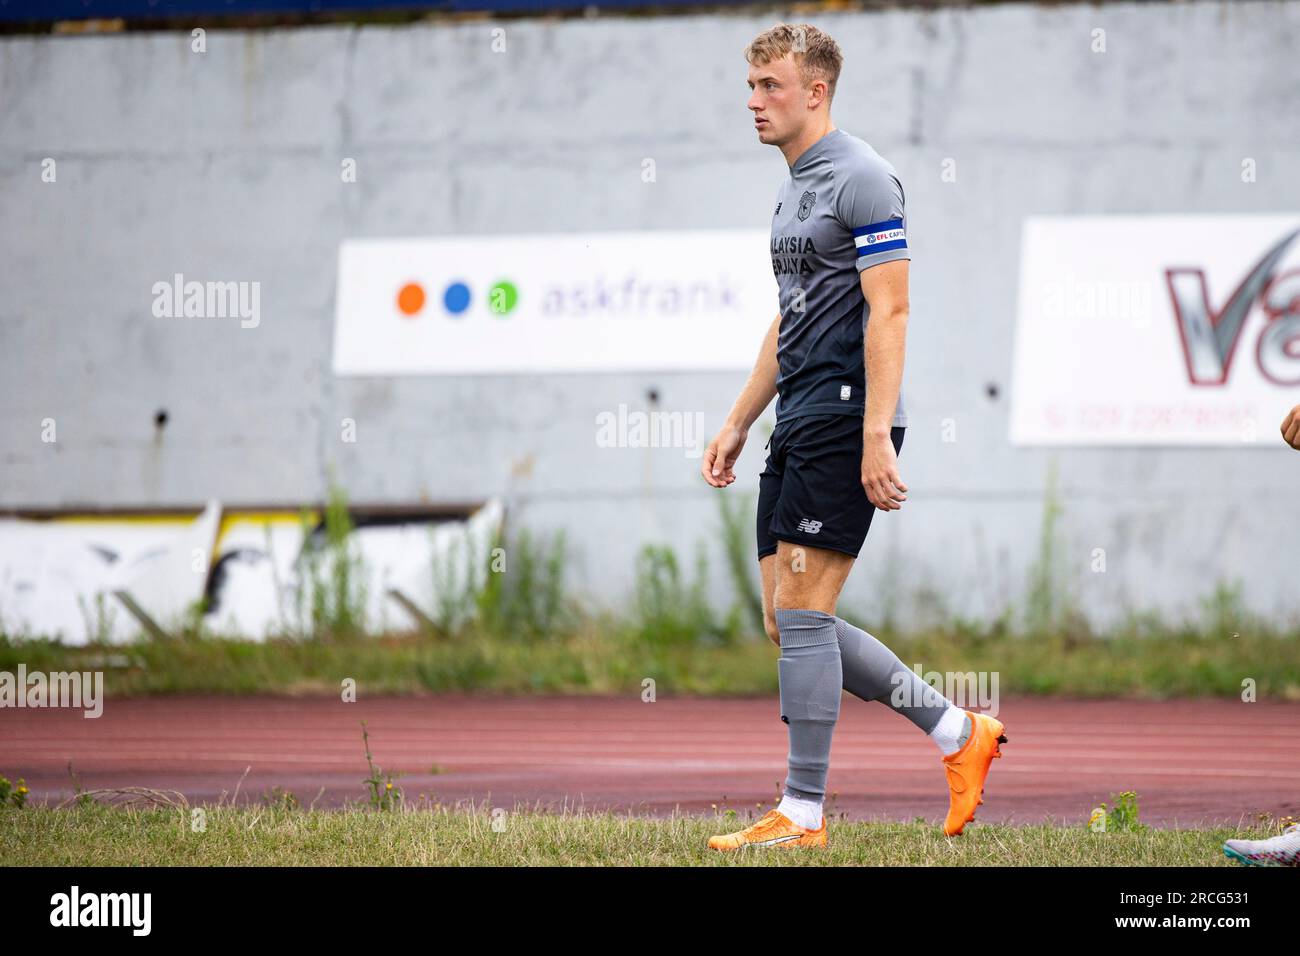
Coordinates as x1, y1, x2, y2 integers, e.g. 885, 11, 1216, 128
1282, 404, 1300, 450
861, 432, 907, 511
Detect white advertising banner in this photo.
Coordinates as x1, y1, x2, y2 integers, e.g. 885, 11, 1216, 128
332, 230, 777, 375
1011, 215, 1300, 445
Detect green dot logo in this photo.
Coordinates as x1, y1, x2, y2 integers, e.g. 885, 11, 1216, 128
487, 280, 518, 317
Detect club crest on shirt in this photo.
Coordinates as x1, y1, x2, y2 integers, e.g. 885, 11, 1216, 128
797, 190, 817, 221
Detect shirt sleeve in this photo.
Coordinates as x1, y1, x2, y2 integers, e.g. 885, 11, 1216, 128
834, 160, 910, 272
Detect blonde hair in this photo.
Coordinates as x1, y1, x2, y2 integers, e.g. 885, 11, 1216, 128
744, 23, 843, 103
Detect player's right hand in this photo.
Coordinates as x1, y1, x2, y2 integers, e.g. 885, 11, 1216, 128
1282, 404, 1300, 450
701, 425, 746, 487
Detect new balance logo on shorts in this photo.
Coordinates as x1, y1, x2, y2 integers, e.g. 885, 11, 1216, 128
797, 518, 822, 534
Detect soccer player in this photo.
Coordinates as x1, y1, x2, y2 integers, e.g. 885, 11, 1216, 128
1282, 403, 1300, 452
1223, 822, 1300, 866
700, 23, 1006, 851
1220, 402, 1300, 866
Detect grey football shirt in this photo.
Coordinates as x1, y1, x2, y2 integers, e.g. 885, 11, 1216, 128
769, 127, 909, 426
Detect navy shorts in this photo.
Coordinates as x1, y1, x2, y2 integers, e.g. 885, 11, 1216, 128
756, 414, 905, 560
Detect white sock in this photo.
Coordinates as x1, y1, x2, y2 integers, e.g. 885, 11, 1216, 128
776, 791, 823, 830
929, 704, 972, 757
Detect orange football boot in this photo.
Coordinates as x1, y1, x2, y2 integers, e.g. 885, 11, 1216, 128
941, 711, 1007, 836
707, 809, 827, 851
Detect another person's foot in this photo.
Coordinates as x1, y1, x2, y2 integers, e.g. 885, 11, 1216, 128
707, 808, 827, 851
1223, 823, 1300, 866
942, 711, 1007, 836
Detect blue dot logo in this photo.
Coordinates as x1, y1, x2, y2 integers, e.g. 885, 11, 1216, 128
443, 281, 471, 315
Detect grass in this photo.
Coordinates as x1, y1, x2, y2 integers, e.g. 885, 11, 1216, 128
0, 803, 1277, 866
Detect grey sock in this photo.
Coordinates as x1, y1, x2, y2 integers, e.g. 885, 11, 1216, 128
775, 608, 842, 801
833, 616, 950, 734
956, 714, 972, 749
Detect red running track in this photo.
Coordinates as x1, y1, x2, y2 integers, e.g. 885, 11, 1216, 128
3, 694, 1297, 828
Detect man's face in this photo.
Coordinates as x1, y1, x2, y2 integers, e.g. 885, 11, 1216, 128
747, 53, 808, 146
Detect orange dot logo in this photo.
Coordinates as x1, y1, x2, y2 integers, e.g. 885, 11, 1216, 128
397, 282, 425, 316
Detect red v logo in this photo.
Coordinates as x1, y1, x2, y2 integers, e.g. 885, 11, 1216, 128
1166, 230, 1298, 384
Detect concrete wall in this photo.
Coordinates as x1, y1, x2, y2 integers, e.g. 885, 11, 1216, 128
3, 1, 1300, 630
